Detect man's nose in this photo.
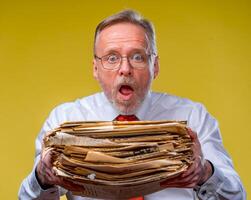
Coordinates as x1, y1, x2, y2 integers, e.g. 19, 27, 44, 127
118, 57, 132, 76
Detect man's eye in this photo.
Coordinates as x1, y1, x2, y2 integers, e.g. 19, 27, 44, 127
107, 54, 119, 63
131, 53, 144, 62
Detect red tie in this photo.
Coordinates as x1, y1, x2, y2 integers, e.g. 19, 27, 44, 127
114, 115, 143, 200
114, 114, 139, 121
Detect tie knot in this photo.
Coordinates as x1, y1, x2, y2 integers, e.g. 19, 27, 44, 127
114, 115, 139, 121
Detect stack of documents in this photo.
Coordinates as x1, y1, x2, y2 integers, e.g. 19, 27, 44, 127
44, 120, 193, 199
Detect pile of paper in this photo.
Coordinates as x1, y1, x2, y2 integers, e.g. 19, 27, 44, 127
44, 120, 193, 198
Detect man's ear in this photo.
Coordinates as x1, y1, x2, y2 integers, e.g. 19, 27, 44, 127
153, 56, 159, 79
93, 58, 98, 80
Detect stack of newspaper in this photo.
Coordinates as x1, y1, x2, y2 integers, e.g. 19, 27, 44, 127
44, 120, 193, 198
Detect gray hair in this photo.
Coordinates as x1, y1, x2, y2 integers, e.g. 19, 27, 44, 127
94, 9, 157, 55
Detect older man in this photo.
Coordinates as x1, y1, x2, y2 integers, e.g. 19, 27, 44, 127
19, 10, 245, 200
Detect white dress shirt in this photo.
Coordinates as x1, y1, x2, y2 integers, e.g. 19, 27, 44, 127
18, 91, 246, 200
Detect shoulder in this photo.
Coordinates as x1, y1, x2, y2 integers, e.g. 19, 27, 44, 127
36, 93, 105, 146
151, 91, 204, 110
54, 92, 104, 110
151, 92, 219, 140
150, 91, 214, 127
46, 92, 104, 126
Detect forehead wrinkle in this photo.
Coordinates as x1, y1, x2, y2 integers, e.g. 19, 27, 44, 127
95, 23, 150, 54
103, 31, 149, 44
104, 39, 147, 49
100, 35, 150, 54
102, 43, 147, 55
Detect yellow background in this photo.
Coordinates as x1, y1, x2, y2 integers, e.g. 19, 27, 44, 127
0, 0, 250, 199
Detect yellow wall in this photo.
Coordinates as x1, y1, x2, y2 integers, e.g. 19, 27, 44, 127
0, 1, 250, 199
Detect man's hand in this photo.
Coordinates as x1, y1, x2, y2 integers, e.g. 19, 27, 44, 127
36, 148, 84, 192
160, 128, 213, 188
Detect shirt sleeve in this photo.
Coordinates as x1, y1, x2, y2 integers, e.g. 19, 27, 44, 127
18, 107, 68, 200
189, 103, 246, 200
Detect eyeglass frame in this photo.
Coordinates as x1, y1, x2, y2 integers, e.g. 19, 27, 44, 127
94, 51, 156, 70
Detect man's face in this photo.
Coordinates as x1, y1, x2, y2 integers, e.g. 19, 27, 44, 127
93, 22, 159, 114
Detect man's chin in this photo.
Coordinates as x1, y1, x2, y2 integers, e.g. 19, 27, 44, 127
113, 99, 139, 115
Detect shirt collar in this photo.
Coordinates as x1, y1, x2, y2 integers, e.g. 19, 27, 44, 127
135, 91, 152, 120
100, 92, 119, 121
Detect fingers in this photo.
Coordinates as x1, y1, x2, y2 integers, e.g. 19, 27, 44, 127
186, 127, 197, 140
160, 128, 208, 189
186, 128, 201, 152
160, 169, 199, 188
36, 148, 58, 186
182, 156, 201, 177
34, 147, 85, 193
181, 162, 196, 178
38, 149, 85, 192
161, 166, 197, 186
186, 128, 203, 162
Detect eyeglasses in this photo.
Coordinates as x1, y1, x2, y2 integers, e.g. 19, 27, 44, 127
95, 51, 154, 70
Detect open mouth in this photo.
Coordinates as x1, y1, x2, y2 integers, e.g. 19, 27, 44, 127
119, 85, 134, 99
